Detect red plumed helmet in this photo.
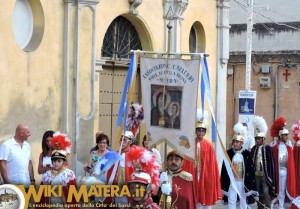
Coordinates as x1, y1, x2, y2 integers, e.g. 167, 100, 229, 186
270, 117, 286, 138
50, 132, 71, 154
292, 120, 300, 142
129, 171, 151, 185
127, 145, 160, 191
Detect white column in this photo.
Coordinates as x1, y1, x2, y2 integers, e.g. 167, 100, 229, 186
216, 0, 231, 170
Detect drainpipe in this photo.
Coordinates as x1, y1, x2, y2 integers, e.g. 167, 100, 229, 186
274, 64, 284, 120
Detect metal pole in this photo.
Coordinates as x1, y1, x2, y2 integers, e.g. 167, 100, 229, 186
245, 0, 254, 91
131, 50, 208, 57
161, 22, 173, 209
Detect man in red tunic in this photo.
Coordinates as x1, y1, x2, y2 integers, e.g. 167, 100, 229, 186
292, 120, 300, 197
165, 150, 197, 209
295, 143, 300, 195
182, 112, 221, 209
194, 119, 222, 208
270, 125, 296, 209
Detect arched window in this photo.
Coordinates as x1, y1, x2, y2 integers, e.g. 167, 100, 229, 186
101, 16, 142, 60
189, 26, 197, 53
189, 22, 206, 53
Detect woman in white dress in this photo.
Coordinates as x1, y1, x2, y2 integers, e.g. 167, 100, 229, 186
38, 130, 54, 175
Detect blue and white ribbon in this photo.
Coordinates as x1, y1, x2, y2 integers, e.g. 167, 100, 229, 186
117, 52, 137, 126
200, 55, 250, 208
109, 52, 137, 186
200, 56, 216, 142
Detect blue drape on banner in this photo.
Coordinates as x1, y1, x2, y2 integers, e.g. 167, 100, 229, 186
200, 56, 216, 142
201, 71, 205, 117
117, 53, 136, 126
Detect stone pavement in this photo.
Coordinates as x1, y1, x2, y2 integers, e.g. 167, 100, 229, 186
211, 201, 256, 209
211, 200, 291, 209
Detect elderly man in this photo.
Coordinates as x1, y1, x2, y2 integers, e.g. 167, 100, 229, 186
162, 150, 196, 209
0, 124, 35, 188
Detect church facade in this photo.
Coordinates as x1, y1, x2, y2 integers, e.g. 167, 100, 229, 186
0, 0, 230, 177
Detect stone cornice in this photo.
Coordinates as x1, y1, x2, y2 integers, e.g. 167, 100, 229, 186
63, 0, 99, 5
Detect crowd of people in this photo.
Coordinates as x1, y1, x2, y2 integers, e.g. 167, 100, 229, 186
0, 114, 300, 209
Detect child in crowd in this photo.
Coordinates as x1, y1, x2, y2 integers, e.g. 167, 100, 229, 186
40, 132, 78, 209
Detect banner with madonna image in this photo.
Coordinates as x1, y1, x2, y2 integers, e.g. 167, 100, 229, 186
140, 57, 200, 159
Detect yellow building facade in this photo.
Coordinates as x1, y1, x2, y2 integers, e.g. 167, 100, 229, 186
0, 0, 230, 179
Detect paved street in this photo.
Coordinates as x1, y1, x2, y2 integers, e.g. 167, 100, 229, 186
211, 200, 291, 209
70, 200, 292, 209
212, 201, 256, 209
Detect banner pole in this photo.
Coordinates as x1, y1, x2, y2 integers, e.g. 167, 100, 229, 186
161, 21, 173, 209
132, 50, 209, 57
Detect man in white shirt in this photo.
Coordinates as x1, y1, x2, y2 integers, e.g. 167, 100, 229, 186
0, 124, 35, 188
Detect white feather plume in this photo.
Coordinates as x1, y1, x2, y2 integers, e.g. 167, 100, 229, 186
151, 148, 162, 165
140, 150, 153, 164
233, 122, 247, 136
197, 109, 208, 125
252, 115, 268, 136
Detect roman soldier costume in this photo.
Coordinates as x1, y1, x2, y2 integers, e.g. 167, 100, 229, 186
292, 120, 300, 196
269, 117, 296, 209
183, 109, 221, 208
221, 123, 256, 209
250, 115, 276, 208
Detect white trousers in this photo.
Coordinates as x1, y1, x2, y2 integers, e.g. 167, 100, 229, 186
197, 203, 211, 209
278, 169, 287, 209
228, 181, 247, 209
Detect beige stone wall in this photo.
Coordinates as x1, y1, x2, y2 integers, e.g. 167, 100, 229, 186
227, 55, 300, 148
0, 0, 218, 181
0, 1, 65, 182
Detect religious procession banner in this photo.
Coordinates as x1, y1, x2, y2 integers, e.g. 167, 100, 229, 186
140, 57, 200, 159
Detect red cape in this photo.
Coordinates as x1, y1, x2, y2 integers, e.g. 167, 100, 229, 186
271, 140, 296, 199
182, 139, 222, 206
170, 172, 197, 209
294, 144, 300, 196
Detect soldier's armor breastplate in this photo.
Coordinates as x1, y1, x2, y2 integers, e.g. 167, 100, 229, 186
233, 162, 243, 179
279, 144, 288, 169
232, 151, 244, 180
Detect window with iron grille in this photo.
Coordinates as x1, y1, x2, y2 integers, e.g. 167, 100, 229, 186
101, 16, 142, 60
